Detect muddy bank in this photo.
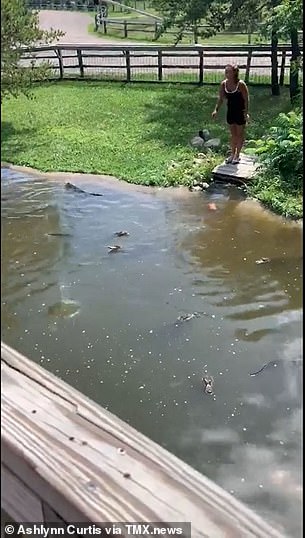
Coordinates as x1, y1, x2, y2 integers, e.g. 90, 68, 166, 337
1, 162, 303, 228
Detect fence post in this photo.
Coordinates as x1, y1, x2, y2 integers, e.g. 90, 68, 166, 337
103, 19, 107, 34
56, 48, 64, 80
194, 25, 198, 45
158, 50, 163, 81
124, 20, 128, 38
245, 49, 252, 84
279, 50, 286, 86
125, 50, 131, 82
154, 21, 159, 40
198, 49, 204, 84
77, 49, 84, 78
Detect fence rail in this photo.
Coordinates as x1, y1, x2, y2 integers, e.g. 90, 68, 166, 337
20, 44, 302, 86
94, 18, 259, 43
26, 0, 153, 11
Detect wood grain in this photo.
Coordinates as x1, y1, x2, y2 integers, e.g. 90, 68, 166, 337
2, 342, 286, 537
212, 154, 259, 183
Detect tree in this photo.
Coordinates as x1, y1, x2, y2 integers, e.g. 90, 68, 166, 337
152, 0, 229, 43
1, 0, 63, 100
260, 0, 303, 103
152, 0, 302, 97
270, 0, 280, 96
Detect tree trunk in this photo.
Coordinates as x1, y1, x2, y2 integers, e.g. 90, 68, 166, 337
290, 28, 301, 104
270, 0, 280, 95
193, 22, 198, 44
271, 29, 280, 95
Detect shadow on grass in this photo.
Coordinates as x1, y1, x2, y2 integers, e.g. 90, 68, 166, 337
1, 121, 44, 164
142, 86, 293, 149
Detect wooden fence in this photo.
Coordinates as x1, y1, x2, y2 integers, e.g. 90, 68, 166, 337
2, 341, 286, 536
26, 0, 153, 11
94, 18, 258, 44
20, 44, 302, 85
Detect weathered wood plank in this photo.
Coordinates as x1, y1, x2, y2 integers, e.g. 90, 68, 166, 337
1, 342, 285, 537
1, 464, 44, 522
212, 154, 259, 183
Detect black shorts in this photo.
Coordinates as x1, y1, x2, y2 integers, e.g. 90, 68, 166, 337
227, 111, 246, 125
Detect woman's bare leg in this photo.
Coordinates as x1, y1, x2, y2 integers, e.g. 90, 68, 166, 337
228, 124, 237, 160
235, 125, 245, 159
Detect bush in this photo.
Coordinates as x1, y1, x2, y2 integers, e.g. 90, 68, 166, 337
245, 110, 303, 219
246, 110, 303, 189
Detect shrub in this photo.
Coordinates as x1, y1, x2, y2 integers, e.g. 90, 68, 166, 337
246, 110, 303, 189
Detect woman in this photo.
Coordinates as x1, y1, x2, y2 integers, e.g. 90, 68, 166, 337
212, 64, 249, 164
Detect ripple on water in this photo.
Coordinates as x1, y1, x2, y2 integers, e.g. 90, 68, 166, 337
1, 168, 302, 538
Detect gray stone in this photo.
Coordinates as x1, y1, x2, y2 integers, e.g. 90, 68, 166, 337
201, 182, 210, 190
191, 136, 204, 148
189, 185, 203, 192
204, 138, 221, 148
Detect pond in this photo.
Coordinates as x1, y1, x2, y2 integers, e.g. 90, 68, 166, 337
1, 167, 302, 536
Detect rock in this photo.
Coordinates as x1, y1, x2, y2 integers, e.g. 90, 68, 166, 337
204, 138, 221, 148
191, 135, 204, 148
189, 185, 202, 192
190, 181, 210, 192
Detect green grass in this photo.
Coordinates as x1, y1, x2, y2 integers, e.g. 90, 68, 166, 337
247, 172, 303, 220
1, 81, 300, 217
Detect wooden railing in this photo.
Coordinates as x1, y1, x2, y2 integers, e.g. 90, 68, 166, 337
20, 43, 302, 85
1, 341, 286, 536
94, 18, 259, 44
26, 0, 153, 12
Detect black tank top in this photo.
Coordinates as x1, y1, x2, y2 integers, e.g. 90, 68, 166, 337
224, 81, 245, 112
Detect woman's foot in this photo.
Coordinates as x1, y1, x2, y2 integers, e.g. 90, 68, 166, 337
232, 157, 241, 165
225, 156, 234, 164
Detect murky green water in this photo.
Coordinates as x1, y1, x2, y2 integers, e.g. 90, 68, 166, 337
1, 168, 303, 536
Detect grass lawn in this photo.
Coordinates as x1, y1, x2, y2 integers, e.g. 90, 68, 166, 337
1, 81, 301, 217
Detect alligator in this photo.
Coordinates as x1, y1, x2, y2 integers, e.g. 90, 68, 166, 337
255, 257, 271, 265
65, 182, 103, 196
47, 233, 72, 237
176, 312, 202, 322
250, 359, 302, 377
202, 375, 214, 395
114, 231, 129, 237
108, 245, 122, 253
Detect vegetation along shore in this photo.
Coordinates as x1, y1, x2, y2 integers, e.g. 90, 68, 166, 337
1, 81, 302, 219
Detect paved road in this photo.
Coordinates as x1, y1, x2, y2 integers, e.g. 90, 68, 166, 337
39, 10, 144, 45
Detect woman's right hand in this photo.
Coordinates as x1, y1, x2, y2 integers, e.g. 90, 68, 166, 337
212, 110, 217, 119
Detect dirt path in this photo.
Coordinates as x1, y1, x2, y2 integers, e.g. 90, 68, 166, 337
39, 10, 145, 45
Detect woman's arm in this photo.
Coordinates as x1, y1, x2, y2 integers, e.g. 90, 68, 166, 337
212, 81, 225, 117
240, 81, 249, 116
